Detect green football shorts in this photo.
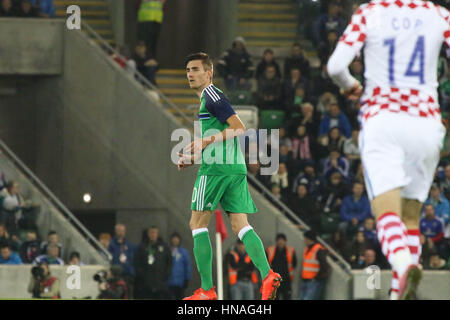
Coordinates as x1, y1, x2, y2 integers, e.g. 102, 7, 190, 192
191, 174, 258, 213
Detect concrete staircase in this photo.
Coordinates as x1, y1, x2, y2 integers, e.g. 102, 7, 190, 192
53, 0, 114, 45
238, 0, 319, 67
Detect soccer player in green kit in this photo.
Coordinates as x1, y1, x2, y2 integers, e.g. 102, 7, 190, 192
178, 52, 281, 300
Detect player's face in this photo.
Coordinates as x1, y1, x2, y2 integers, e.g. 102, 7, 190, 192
186, 60, 212, 90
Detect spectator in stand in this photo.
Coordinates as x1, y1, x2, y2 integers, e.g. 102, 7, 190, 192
271, 184, 287, 204
167, 232, 191, 300
288, 183, 321, 232
299, 230, 329, 300
321, 171, 350, 215
217, 37, 253, 90
329, 230, 347, 257
319, 126, 346, 154
0, 224, 9, 246
312, 65, 341, 102
30, 0, 54, 17
136, 0, 166, 57
423, 184, 450, 231
343, 129, 360, 171
291, 125, 319, 167
0, 0, 16, 16
352, 248, 388, 270
247, 160, 270, 188
323, 149, 350, 180
318, 103, 352, 139
68, 251, 84, 266
292, 162, 324, 201
270, 162, 290, 198
315, 91, 338, 116
285, 86, 308, 117
134, 226, 172, 299
440, 120, 450, 163
99, 232, 111, 249
0, 243, 22, 264
339, 181, 372, 236
287, 102, 321, 138
279, 127, 293, 151
420, 204, 445, 253
438, 164, 450, 201
226, 240, 258, 300
33, 243, 64, 265
256, 64, 282, 110
313, 1, 345, 46
349, 58, 364, 86
345, 231, 372, 267
133, 41, 159, 86
16, 0, 39, 17
266, 233, 297, 300
0, 181, 35, 234
318, 29, 339, 66
283, 43, 310, 79
19, 230, 40, 264
360, 217, 377, 247
279, 145, 301, 181
255, 48, 281, 80
424, 251, 449, 270
420, 234, 436, 267
40, 230, 62, 257
109, 223, 135, 280
282, 68, 309, 110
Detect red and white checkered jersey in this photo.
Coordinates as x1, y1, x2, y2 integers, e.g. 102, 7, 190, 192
339, 0, 449, 123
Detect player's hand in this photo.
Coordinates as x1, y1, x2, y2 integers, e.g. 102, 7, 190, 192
184, 138, 209, 155
177, 152, 194, 171
341, 81, 363, 101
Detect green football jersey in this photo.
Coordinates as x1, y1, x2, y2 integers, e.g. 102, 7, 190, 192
197, 84, 247, 176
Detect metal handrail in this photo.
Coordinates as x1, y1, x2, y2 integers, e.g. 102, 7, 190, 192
81, 22, 193, 126
0, 139, 112, 262
247, 173, 352, 273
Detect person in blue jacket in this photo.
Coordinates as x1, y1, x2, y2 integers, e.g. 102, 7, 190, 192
0, 243, 22, 265
318, 103, 352, 138
109, 223, 135, 296
339, 181, 372, 236
423, 184, 450, 228
167, 232, 191, 300
30, 0, 55, 17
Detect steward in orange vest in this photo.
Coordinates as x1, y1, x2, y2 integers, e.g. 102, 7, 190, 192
226, 242, 258, 286
299, 230, 329, 300
266, 233, 297, 300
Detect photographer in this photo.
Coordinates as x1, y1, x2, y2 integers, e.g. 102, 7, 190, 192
27, 262, 61, 299
96, 265, 128, 299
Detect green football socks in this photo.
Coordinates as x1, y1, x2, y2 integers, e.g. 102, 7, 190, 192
193, 229, 214, 291
241, 227, 271, 279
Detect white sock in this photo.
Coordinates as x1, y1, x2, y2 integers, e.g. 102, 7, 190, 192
392, 250, 413, 279
238, 225, 253, 240
192, 228, 209, 237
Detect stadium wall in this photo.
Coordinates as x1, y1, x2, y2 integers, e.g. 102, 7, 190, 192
0, 265, 105, 299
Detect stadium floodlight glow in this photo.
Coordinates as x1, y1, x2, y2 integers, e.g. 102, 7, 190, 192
83, 193, 92, 203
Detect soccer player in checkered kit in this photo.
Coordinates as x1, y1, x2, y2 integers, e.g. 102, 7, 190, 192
327, 0, 449, 299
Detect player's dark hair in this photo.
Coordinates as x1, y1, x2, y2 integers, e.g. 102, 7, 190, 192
185, 52, 213, 71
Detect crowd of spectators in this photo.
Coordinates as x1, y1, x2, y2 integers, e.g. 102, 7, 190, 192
0, 0, 54, 18
219, 0, 450, 271
95, 223, 191, 300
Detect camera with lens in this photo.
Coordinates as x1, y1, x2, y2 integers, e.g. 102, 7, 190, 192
31, 265, 45, 280
93, 270, 107, 284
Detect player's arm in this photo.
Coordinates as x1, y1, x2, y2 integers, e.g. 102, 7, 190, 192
327, 5, 368, 100
184, 97, 245, 154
